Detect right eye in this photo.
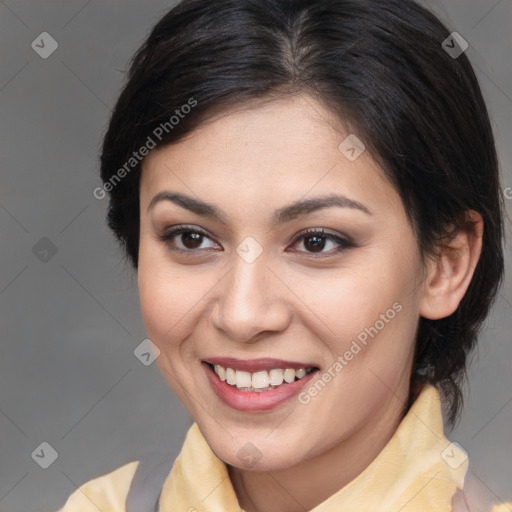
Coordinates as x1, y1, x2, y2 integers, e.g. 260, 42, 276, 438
156, 224, 221, 254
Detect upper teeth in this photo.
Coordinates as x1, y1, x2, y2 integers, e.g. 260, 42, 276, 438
212, 364, 313, 390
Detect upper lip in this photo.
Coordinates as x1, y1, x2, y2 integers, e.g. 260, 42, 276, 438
203, 357, 319, 372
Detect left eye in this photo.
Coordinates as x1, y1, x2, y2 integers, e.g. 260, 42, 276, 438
156, 226, 353, 256
289, 228, 353, 255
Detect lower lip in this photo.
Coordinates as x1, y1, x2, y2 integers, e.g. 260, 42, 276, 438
203, 362, 319, 412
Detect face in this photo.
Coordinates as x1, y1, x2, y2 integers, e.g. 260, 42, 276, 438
138, 94, 426, 471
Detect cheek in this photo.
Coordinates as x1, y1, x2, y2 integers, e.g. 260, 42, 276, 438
290, 258, 418, 336
284, 240, 422, 372
137, 256, 198, 346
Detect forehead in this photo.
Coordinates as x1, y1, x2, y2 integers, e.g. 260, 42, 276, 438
140, 94, 403, 221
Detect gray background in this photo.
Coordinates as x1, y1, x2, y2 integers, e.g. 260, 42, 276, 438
0, 1, 511, 511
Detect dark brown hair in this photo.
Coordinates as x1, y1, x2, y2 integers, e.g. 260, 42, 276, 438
99, 0, 504, 425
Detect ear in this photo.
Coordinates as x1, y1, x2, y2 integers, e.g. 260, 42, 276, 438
419, 210, 483, 320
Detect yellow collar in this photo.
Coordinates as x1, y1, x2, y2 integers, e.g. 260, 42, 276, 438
160, 384, 468, 511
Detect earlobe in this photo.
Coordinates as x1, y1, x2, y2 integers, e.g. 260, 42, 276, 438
419, 210, 484, 320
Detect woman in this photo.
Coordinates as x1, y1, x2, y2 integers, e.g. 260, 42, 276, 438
59, 0, 511, 510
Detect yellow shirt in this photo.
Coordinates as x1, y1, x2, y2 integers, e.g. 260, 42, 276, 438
58, 385, 511, 511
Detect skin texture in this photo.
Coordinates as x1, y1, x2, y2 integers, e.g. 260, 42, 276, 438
137, 94, 483, 512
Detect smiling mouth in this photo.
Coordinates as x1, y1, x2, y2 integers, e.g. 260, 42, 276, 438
204, 362, 319, 392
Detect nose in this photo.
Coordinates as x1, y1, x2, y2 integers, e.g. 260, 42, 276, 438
210, 251, 292, 343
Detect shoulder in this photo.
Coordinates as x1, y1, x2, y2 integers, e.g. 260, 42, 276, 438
451, 470, 512, 512
452, 489, 512, 512
57, 460, 139, 512
492, 505, 512, 512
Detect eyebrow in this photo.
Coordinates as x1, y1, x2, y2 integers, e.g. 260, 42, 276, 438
147, 191, 372, 227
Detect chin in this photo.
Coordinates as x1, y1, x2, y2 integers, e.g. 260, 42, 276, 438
203, 429, 308, 472
225, 450, 301, 472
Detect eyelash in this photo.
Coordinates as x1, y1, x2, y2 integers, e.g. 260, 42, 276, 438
155, 224, 355, 257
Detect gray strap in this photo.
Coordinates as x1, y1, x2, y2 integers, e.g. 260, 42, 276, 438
126, 450, 177, 512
